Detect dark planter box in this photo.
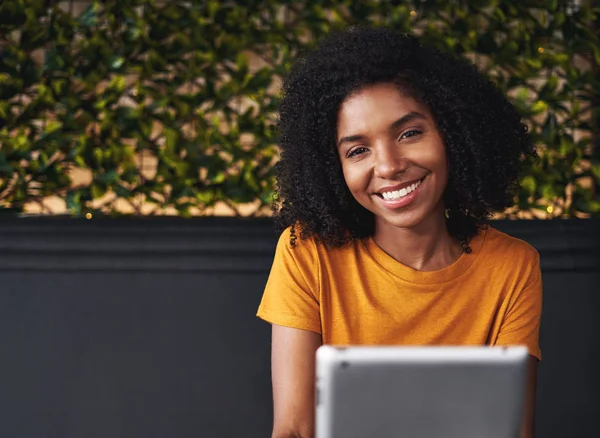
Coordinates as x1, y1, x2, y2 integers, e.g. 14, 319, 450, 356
0, 218, 598, 438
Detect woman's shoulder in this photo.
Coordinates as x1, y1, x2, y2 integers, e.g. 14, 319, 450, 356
273, 226, 324, 266
276, 225, 318, 252
480, 225, 540, 263
275, 225, 363, 265
277, 225, 357, 250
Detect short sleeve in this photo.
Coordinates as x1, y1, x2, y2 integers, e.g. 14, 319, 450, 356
495, 249, 543, 360
256, 228, 322, 334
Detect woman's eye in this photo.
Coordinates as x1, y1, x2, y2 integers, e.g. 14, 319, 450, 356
347, 146, 368, 158
400, 129, 422, 139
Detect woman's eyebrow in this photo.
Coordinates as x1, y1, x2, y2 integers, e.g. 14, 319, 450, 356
337, 134, 365, 149
389, 111, 427, 130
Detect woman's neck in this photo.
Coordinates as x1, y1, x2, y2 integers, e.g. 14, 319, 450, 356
372, 214, 463, 272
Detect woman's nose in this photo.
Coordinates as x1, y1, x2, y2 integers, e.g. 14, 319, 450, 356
374, 143, 408, 179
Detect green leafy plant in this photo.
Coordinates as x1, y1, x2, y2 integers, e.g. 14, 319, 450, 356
0, 0, 598, 217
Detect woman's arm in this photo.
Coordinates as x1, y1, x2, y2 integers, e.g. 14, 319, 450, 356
271, 324, 322, 438
520, 355, 538, 438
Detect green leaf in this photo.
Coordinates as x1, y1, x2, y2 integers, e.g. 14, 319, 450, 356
107, 74, 127, 92
541, 183, 559, 200
591, 161, 600, 180
76, 2, 100, 28
165, 128, 178, 154
589, 201, 600, 214
44, 120, 62, 135
559, 136, 574, 156
93, 148, 103, 165
531, 100, 548, 115
521, 175, 537, 195
97, 169, 118, 184
44, 47, 65, 70
66, 191, 82, 215
236, 51, 249, 74
91, 184, 106, 199
525, 58, 542, 70
109, 55, 125, 71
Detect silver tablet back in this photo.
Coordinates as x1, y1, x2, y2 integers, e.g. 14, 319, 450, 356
315, 346, 529, 438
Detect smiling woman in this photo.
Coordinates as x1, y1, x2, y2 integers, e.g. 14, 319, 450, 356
257, 26, 541, 438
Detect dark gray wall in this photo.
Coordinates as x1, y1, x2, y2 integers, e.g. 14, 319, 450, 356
0, 218, 598, 438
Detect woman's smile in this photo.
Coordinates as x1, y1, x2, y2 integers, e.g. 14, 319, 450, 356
375, 176, 426, 210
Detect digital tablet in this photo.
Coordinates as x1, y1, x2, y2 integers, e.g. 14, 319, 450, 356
315, 345, 529, 438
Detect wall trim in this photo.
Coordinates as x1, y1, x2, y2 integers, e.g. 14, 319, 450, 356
0, 217, 598, 272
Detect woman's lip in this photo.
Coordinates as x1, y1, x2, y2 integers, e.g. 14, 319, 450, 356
377, 178, 424, 195
375, 177, 424, 209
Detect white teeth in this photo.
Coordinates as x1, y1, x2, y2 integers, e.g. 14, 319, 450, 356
381, 180, 421, 200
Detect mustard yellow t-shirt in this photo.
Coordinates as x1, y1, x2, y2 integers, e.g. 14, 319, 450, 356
257, 225, 542, 360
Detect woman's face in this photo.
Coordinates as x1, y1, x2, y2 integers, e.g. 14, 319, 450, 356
336, 82, 448, 232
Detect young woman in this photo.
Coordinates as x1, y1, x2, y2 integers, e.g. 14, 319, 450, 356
257, 26, 542, 438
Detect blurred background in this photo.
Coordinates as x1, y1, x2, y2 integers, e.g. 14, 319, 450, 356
0, 1, 599, 438
1, 0, 599, 218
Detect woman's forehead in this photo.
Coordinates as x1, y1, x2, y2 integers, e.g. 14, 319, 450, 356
337, 84, 429, 136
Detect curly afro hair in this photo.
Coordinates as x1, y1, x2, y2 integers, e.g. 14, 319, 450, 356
273, 26, 537, 250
